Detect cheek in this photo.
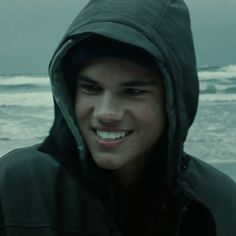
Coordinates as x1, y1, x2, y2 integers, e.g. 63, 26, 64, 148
136, 103, 166, 149
150, 93, 166, 127
134, 99, 166, 128
75, 94, 92, 122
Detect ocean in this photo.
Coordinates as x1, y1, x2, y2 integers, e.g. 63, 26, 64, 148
0, 65, 236, 181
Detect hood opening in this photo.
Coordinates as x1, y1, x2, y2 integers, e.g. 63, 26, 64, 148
48, 0, 199, 193
49, 33, 180, 192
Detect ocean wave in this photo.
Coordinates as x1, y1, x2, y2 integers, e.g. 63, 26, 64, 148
0, 92, 53, 107
0, 83, 50, 93
199, 94, 236, 102
200, 85, 236, 94
198, 64, 236, 80
1, 66, 236, 104
198, 65, 221, 72
0, 137, 11, 141
0, 75, 50, 86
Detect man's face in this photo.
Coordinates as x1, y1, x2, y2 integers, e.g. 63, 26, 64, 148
75, 58, 165, 172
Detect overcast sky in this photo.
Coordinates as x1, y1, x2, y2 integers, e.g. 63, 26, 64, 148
0, 0, 236, 74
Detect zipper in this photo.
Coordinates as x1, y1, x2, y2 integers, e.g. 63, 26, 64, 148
175, 198, 191, 236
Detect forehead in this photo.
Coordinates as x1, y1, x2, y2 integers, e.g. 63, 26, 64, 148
78, 58, 161, 84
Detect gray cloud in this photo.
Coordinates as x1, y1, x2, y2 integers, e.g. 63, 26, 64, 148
186, 0, 236, 66
0, 0, 88, 74
0, 0, 235, 74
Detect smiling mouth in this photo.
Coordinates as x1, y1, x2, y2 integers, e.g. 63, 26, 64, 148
92, 129, 133, 141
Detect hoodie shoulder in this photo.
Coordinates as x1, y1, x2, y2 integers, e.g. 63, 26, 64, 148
179, 156, 236, 236
184, 157, 236, 196
0, 145, 60, 174
0, 145, 63, 194
0, 146, 113, 235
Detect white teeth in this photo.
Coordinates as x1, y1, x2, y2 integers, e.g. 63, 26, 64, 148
96, 130, 128, 140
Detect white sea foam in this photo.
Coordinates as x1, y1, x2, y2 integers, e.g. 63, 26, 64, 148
0, 75, 50, 86
198, 64, 236, 80
0, 75, 53, 106
199, 93, 236, 102
0, 92, 53, 107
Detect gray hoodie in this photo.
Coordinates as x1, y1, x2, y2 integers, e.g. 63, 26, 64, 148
49, 0, 236, 235
0, 0, 235, 235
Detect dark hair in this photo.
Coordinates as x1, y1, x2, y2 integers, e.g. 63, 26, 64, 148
62, 34, 162, 98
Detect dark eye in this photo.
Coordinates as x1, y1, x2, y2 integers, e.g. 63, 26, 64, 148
125, 88, 147, 96
78, 83, 102, 95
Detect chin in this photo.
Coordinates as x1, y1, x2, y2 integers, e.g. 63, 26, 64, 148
93, 155, 124, 170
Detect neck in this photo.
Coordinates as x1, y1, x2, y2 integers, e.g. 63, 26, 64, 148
115, 154, 149, 189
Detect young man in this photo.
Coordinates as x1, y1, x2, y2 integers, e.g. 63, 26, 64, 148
0, 0, 236, 235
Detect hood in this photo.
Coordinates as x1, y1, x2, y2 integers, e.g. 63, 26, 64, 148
48, 0, 199, 188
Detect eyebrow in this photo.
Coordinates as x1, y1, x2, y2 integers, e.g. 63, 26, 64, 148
78, 75, 99, 84
119, 80, 157, 87
77, 75, 158, 87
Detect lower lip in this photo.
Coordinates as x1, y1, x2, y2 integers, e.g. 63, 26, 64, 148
95, 133, 131, 148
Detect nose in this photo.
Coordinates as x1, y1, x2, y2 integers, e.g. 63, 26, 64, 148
93, 92, 124, 124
